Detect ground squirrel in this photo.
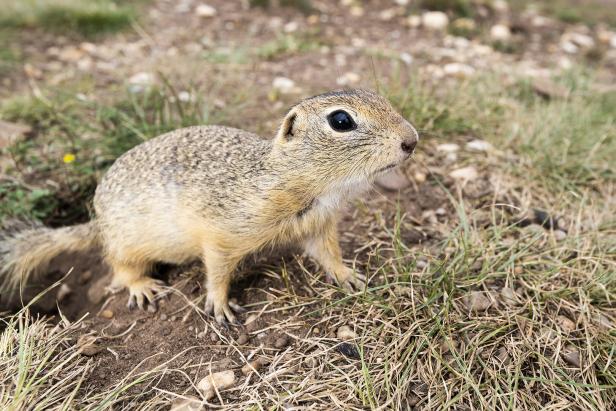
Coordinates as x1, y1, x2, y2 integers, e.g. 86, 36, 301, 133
1, 89, 418, 324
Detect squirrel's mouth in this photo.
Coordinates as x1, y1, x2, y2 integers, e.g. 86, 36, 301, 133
374, 163, 398, 174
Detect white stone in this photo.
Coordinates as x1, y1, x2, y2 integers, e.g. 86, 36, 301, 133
611, 34, 616, 49
492, 0, 508, 12
197, 370, 235, 400
400, 52, 413, 65
284, 21, 299, 33
568, 32, 594, 48
195, 4, 217, 17
170, 396, 204, 411
558, 56, 573, 70
490, 24, 511, 42
466, 139, 493, 152
553, 230, 567, 241
436, 143, 460, 153
443, 62, 474, 78
127, 72, 155, 93
561, 41, 578, 54
336, 72, 360, 86
449, 166, 478, 181
422, 11, 449, 30
407, 15, 421, 28
178, 91, 193, 102
56, 284, 72, 302
394, 0, 409, 5
337, 325, 357, 340
272, 76, 297, 94
379, 9, 397, 21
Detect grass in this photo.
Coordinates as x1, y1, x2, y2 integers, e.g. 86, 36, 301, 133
1, 67, 614, 408
510, 0, 616, 28
387, 70, 616, 196
1, 0, 616, 407
0, 83, 223, 225
0, 0, 136, 37
256, 32, 325, 60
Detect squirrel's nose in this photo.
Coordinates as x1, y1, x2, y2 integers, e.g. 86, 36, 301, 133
401, 139, 417, 154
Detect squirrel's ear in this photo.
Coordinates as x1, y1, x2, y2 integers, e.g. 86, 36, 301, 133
275, 110, 297, 143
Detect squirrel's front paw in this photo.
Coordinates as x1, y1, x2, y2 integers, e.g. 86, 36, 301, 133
327, 266, 366, 291
125, 278, 166, 311
205, 293, 242, 326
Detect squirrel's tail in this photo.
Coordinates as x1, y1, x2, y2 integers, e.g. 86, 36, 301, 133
0, 220, 99, 294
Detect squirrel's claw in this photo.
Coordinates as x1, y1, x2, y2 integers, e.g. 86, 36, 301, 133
329, 268, 366, 292
228, 300, 246, 313
205, 296, 239, 326
126, 278, 166, 311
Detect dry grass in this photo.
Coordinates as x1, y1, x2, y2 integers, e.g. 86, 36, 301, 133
1, 8, 615, 406
2, 68, 616, 408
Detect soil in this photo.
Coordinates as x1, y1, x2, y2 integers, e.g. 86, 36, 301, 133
2, 0, 614, 407
8, 178, 454, 400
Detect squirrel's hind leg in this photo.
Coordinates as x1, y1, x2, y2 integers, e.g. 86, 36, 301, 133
108, 260, 165, 311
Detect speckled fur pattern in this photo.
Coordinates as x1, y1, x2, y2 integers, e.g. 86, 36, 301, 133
0, 89, 418, 324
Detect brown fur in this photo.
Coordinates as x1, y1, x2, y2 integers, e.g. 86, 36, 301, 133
0, 89, 418, 323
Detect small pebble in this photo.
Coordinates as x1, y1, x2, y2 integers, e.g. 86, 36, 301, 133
562, 349, 581, 367
422, 11, 449, 30
466, 139, 493, 152
244, 314, 258, 325
100, 310, 114, 319
304, 356, 317, 368
596, 313, 614, 330
274, 335, 289, 349
236, 333, 249, 345
553, 230, 567, 241
494, 346, 508, 363
337, 325, 356, 341
197, 370, 236, 400
436, 143, 460, 153
336, 342, 361, 359
170, 396, 203, 411
57, 284, 72, 302
500, 287, 520, 306
195, 4, 217, 17
556, 315, 576, 333
77, 335, 103, 356
450, 166, 478, 182
78, 270, 92, 285
490, 24, 512, 42
160, 313, 168, 321
241, 358, 266, 375
413, 171, 426, 183
464, 291, 492, 312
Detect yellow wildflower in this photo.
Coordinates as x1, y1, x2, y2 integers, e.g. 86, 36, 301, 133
63, 153, 76, 164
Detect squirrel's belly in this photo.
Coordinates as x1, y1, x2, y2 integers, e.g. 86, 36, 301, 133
98, 193, 214, 264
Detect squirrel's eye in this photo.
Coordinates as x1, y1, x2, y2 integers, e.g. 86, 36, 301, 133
327, 110, 356, 132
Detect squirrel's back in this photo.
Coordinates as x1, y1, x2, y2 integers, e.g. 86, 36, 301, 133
94, 125, 272, 215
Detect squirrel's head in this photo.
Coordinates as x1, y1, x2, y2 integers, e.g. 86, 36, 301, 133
274, 89, 418, 187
